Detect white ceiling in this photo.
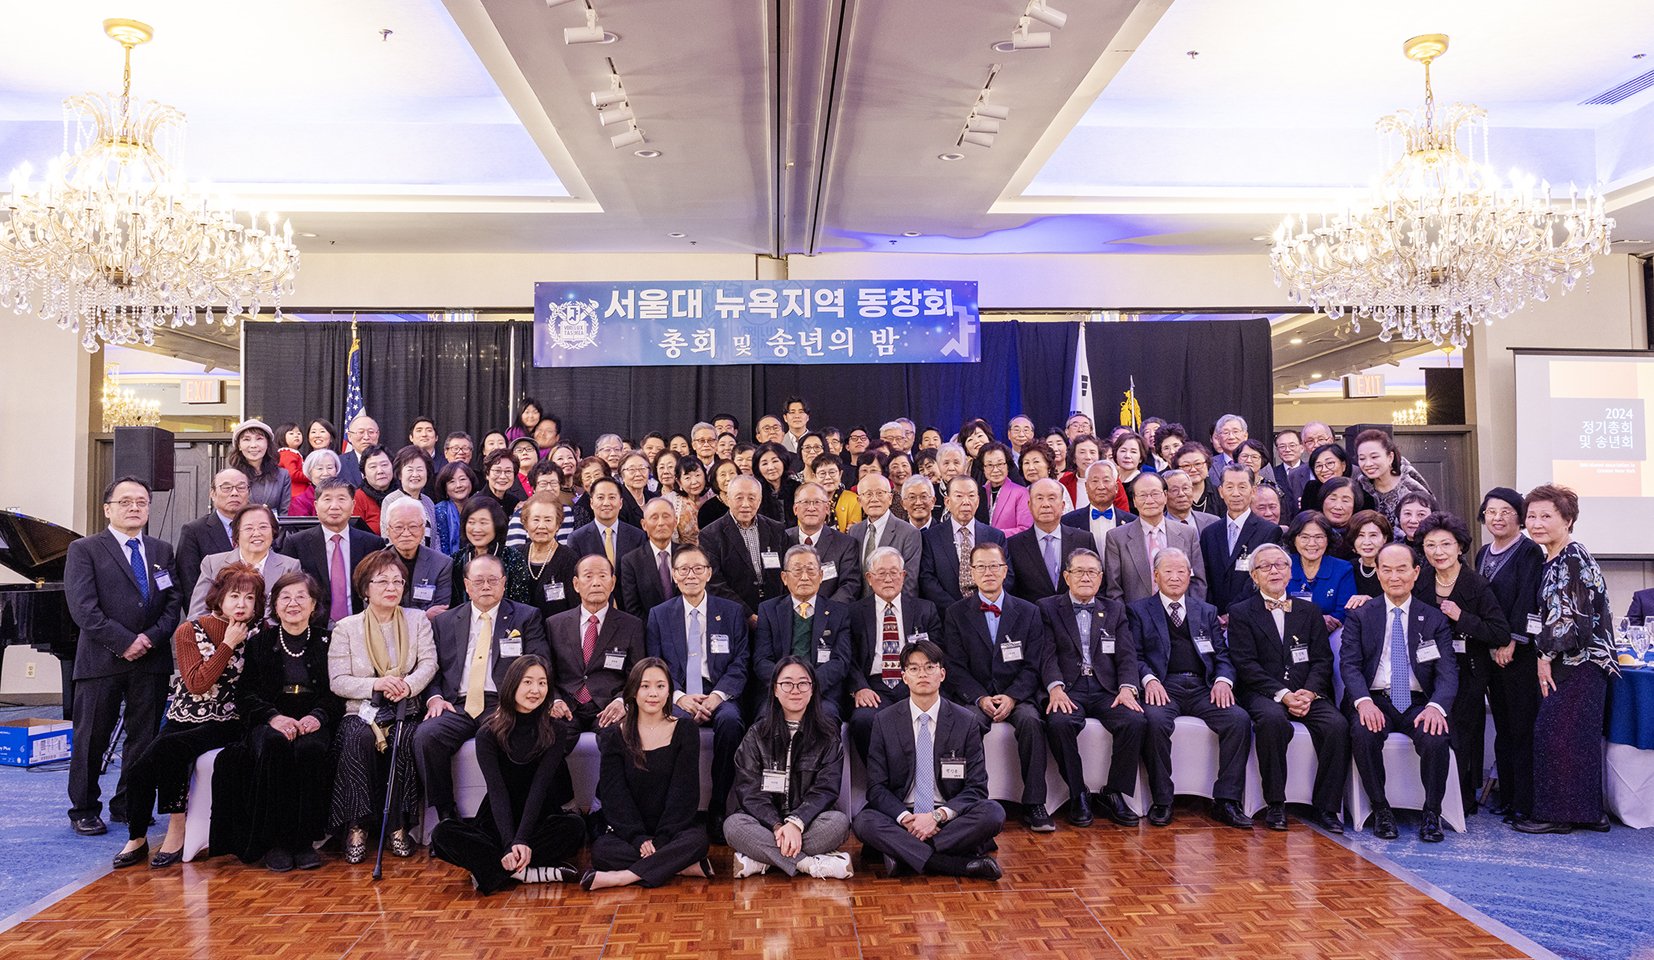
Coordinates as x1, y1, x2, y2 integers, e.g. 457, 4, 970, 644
1, 0, 1652, 257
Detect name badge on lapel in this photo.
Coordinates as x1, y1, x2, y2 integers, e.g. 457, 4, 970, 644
1099, 632, 1116, 655
153, 570, 174, 591
820, 562, 838, 580
604, 650, 627, 671
1416, 643, 1441, 664
1452, 638, 1466, 655
710, 633, 730, 655
413, 582, 435, 603
1195, 635, 1215, 654
499, 629, 522, 658
761, 550, 781, 570
1234, 551, 1251, 573
1000, 639, 1023, 662
762, 768, 788, 794
940, 755, 966, 780
908, 632, 929, 644
1527, 613, 1542, 635
544, 582, 565, 602
1290, 640, 1309, 664
816, 644, 832, 664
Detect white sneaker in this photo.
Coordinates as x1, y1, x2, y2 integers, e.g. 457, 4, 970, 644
802, 851, 853, 880
515, 866, 577, 883
732, 851, 769, 879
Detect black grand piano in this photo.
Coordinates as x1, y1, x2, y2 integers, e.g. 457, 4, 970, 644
0, 510, 80, 709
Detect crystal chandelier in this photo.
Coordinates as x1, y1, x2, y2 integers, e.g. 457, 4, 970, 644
0, 19, 301, 352
1266, 34, 1613, 348
100, 364, 161, 430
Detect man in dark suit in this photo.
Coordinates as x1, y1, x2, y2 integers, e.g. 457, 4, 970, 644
1163, 468, 1219, 534
851, 639, 1005, 879
567, 477, 645, 569
1226, 543, 1349, 832
175, 468, 246, 601
753, 545, 853, 721
1037, 547, 1146, 828
645, 545, 750, 838
336, 414, 379, 488
846, 546, 942, 762
1061, 461, 1135, 548
381, 497, 452, 618
849, 474, 922, 592
414, 553, 552, 821
1200, 463, 1284, 616
942, 542, 1054, 832
1009, 478, 1096, 603
1127, 547, 1253, 830
63, 477, 182, 835
1341, 543, 1458, 843
918, 475, 1008, 611
618, 498, 679, 619
1104, 472, 1205, 605
788, 481, 861, 604
546, 554, 645, 736
701, 475, 788, 621
281, 478, 384, 625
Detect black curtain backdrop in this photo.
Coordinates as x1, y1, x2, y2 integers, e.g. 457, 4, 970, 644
1083, 317, 1274, 448
242, 318, 1270, 453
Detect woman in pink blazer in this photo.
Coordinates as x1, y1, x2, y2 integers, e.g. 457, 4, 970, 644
978, 442, 1033, 536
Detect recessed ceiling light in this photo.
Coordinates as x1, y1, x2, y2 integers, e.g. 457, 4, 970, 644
634, 149, 661, 158
1288, 336, 1303, 345
667, 232, 686, 238
902, 231, 921, 237
938, 152, 965, 161
1310, 371, 1323, 379
298, 232, 317, 238
1636, 52, 1647, 59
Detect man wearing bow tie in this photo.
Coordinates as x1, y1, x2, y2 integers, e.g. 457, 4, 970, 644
1062, 461, 1136, 547
941, 542, 1055, 832
1225, 543, 1348, 832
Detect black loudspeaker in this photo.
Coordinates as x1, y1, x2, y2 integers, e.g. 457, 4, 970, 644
1342, 423, 1390, 452
113, 426, 176, 492
1424, 367, 1467, 425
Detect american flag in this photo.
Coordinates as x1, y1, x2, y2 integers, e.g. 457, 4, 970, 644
342, 327, 365, 447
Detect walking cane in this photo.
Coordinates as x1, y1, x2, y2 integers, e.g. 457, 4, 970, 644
371, 695, 414, 881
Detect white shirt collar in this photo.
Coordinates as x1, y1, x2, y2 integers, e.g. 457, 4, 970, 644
1385, 595, 1412, 620
683, 594, 708, 619
1228, 509, 1252, 527
792, 592, 819, 613
108, 525, 142, 546
1159, 592, 1188, 613
908, 697, 941, 727
978, 589, 1005, 607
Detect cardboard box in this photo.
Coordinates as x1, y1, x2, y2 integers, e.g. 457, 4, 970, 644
0, 718, 73, 767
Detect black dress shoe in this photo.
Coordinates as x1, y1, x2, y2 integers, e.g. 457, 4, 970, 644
1148, 804, 1173, 827
1210, 800, 1252, 830
109, 811, 128, 825
1372, 807, 1399, 840
265, 847, 295, 872
1104, 793, 1140, 827
1067, 793, 1094, 827
1419, 812, 1444, 843
579, 869, 597, 891
1024, 804, 1056, 833
1316, 809, 1344, 835
882, 854, 912, 878
294, 848, 322, 870
71, 815, 107, 836
1512, 818, 1573, 835
1579, 814, 1612, 833
1264, 803, 1288, 831
150, 846, 185, 868
961, 857, 1002, 881
112, 841, 149, 869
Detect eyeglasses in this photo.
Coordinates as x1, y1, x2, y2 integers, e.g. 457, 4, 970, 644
1251, 561, 1291, 572
673, 564, 711, 575
1295, 534, 1328, 543
1066, 569, 1102, 579
369, 577, 406, 588
108, 498, 150, 508
386, 522, 423, 534
776, 680, 813, 693
467, 576, 505, 587
970, 561, 1007, 571
214, 482, 249, 493
786, 566, 822, 576
794, 499, 829, 507
903, 663, 942, 675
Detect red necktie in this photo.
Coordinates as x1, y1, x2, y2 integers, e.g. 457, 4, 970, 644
880, 603, 901, 686
576, 614, 598, 704
329, 534, 350, 623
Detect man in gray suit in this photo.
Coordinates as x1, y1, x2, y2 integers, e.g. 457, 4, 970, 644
187, 505, 302, 618
849, 474, 921, 594
1164, 468, 1219, 534
1105, 472, 1206, 605
383, 498, 452, 619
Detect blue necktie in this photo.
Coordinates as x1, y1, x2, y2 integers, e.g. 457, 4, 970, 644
1389, 607, 1411, 712
1042, 534, 1059, 588
126, 538, 150, 602
686, 608, 704, 697
914, 713, 935, 814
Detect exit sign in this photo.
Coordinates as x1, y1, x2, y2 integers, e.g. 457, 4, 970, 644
1343, 374, 1385, 398
181, 380, 224, 404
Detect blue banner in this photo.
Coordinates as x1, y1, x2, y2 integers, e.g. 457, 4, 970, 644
533, 280, 979, 368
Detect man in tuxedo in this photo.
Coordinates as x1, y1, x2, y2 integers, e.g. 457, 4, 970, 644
1009, 478, 1096, 603
753, 545, 853, 721
281, 478, 384, 626
1341, 543, 1458, 842
847, 547, 942, 762
943, 542, 1054, 832
1062, 461, 1134, 546
63, 477, 182, 835
415, 553, 552, 821
788, 482, 860, 604
849, 474, 921, 592
617, 498, 679, 618
1163, 469, 1218, 534
1225, 543, 1348, 832
1128, 548, 1253, 829
1200, 464, 1284, 617
175, 468, 246, 600
546, 555, 645, 736
380, 498, 451, 619
899, 475, 937, 533
701, 475, 789, 622
567, 477, 645, 568
336, 414, 380, 487
851, 639, 1005, 879
646, 545, 750, 835
1037, 547, 1145, 828
1105, 472, 1206, 605
918, 475, 1008, 611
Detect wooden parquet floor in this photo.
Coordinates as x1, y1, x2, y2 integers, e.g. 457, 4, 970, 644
0, 806, 1533, 960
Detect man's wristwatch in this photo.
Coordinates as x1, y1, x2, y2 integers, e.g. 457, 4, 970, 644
934, 808, 949, 824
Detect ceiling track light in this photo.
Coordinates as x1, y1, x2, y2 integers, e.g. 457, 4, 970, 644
974, 101, 1010, 120
965, 115, 1000, 134
1024, 0, 1067, 30
961, 130, 996, 148
597, 104, 634, 126
565, 5, 606, 44
610, 122, 644, 149
545, 0, 579, 6
1011, 17, 1051, 49
591, 73, 626, 107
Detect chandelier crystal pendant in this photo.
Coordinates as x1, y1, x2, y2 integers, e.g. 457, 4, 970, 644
0, 19, 301, 352
1266, 34, 1613, 348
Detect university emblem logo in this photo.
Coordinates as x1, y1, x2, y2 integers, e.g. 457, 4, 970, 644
544, 299, 601, 350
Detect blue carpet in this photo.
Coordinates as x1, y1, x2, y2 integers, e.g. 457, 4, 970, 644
1338, 806, 1654, 960
0, 705, 120, 927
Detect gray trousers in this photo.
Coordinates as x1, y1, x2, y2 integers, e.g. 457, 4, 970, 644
722, 810, 850, 876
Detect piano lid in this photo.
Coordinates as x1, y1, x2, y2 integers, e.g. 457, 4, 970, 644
0, 510, 81, 583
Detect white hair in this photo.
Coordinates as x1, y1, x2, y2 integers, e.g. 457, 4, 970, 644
900, 475, 933, 497
382, 496, 426, 526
